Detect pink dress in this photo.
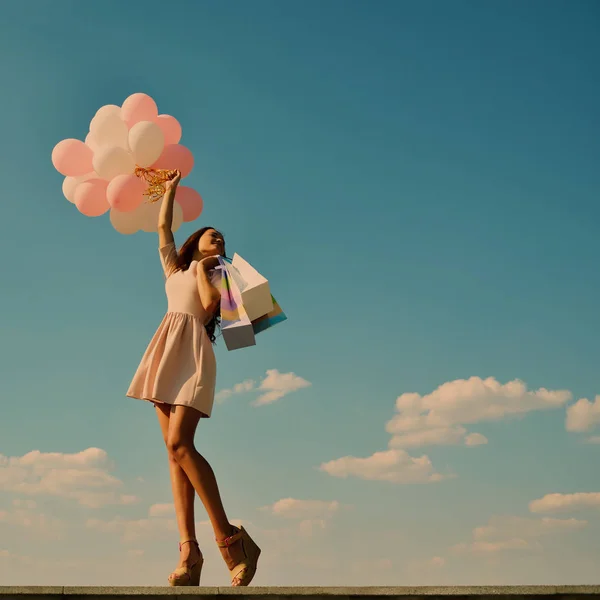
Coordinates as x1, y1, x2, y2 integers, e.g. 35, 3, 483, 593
126, 242, 221, 418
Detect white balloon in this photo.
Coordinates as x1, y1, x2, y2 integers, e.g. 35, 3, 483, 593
140, 200, 160, 233
172, 201, 184, 233
110, 205, 143, 235
62, 172, 96, 203
93, 146, 135, 180
93, 104, 121, 121
139, 199, 184, 233
90, 112, 129, 149
84, 132, 99, 152
128, 121, 165, 167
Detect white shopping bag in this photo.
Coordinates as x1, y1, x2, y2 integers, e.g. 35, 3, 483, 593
230, 253, 274, 322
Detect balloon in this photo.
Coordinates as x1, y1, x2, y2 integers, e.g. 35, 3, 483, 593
175, 186, 204, 222
74, 179, 110, 217
140, 201, 159, 233
90, 112, 129, 149
52, 139, 94, 176
152, 144, 194, 178
121, 93, 158, 128
110, 205, 143, 235
85, 132, 99, 152
128, 121, 164, 167
93, 104, 120, 120
62, 172, 96, 203
154, 115, 182, 145
140, 198, 183, 233
172, 201, 184, 232
106, 173, 146, 212
93, 145, 135, 180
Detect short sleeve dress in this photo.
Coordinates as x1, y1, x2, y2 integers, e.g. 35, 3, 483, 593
126, 242, 222, 418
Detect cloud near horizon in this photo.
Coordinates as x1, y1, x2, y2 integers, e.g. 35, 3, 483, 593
0, 448, 138, 508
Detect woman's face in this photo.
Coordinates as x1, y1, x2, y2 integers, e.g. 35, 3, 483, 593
198, 228, 225, 257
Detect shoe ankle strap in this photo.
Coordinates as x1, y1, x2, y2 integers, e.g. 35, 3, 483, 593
179, 539, 199, 551
216, 526, 243, 548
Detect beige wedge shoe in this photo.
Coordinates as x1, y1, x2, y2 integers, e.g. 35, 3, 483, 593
216, 526, 261, 586
168, 539, 204, 586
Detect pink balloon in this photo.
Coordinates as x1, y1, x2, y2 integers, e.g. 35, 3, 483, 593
52, 139, 94, 177
154, 115, 182, 145
175, 186, 204, 222
152, 144, 194, 178
121, 93, 158, 128
74, 179, 110, 217
107, 173, 146, 212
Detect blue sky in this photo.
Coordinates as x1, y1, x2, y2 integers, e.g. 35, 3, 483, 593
1, 0, 599, 587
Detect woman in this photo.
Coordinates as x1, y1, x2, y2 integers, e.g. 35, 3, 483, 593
126, 170, 261, 587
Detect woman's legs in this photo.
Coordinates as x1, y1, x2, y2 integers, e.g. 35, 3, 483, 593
165, 405, 232, 540
159, 406, 253, 585
155, 403, 201, 570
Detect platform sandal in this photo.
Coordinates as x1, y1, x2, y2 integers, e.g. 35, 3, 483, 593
168, 539, 203, 586
216, 526, 261, 586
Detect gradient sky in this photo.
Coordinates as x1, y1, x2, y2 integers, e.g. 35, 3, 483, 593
1, 0, 599, 587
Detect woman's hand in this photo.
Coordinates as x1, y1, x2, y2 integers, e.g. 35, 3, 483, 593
164, 169, 181, 192
199, 255, 221, 272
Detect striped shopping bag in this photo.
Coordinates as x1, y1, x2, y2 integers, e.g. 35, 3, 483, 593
217, 256, 256, 351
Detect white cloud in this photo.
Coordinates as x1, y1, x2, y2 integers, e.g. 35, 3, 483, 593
215, 379, 255, 403
529, 492, 600, 514
0, 504, 63, 537
386, 377, 571, 449
87, 513, 248, 545
473, 515, 587, 540
261, 498, 342, 520
253, 370, 311, 406
451, 538, 533, 554
464, 433, 488, 446
86, 516, 177, 543
0, 448, 139, 508
297, 519, 327, 538
12, 499, 37, 509
215, 370, 311, 407
319, 449, 449, 484
389, 426, 467, 449
450, 515, 587, 556
147, 503, 175, 517
566, 396, 600, 433
259, 498, 345, 540
407, 556, 446, 572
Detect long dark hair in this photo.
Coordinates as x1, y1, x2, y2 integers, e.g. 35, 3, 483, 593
172, 226, 225, 344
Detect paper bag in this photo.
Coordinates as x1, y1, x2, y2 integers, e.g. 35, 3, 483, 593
252, 295, 287, 335
230, 253, 274, 322
217, 257, 256, 351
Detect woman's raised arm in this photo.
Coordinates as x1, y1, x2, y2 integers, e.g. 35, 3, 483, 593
157, 170, 181, 248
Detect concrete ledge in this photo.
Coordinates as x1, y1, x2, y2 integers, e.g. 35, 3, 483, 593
0, 587, 598, 600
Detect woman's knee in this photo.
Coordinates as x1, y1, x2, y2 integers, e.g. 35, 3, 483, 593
166, 435, 194, 463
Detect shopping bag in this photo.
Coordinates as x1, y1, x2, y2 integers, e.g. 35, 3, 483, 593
252, 295, 287, 335
230, 253, 274, 322
217, 256, 256, 351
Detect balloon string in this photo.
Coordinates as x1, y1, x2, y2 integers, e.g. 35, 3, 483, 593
134, 166, 177, 203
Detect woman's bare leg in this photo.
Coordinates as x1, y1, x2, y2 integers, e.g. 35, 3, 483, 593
166, 405, 232, 539
166, 405, 245, 569
155, 403, 201, 570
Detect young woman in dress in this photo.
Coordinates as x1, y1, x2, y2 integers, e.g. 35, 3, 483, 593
127, 170, 261, 587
